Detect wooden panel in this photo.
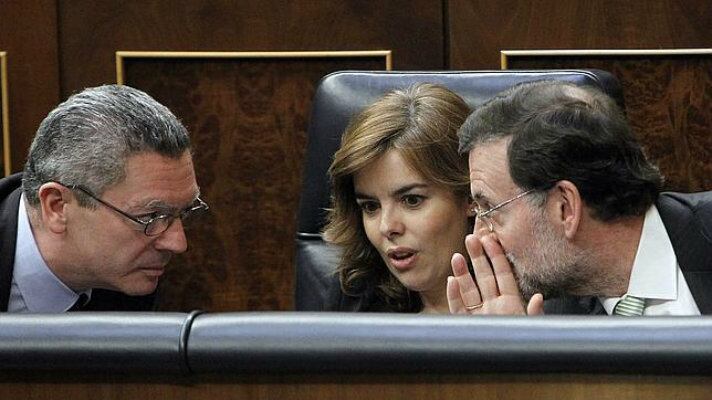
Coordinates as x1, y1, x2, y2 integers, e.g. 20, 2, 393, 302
120, 52, 389, 311
58, 0, 443, 312
59, 0, 444, 96
0, 1, 60, 173
2, 373, 712, 400
448, 0, 712, 69
0, 52, 8, 176
503, 50, 712, 192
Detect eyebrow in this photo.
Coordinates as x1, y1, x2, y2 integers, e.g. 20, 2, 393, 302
355, 183, 429, 200
471, 190, 490, 204
140, 190, 202, 212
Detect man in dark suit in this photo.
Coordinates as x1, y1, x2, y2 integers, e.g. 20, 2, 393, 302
0, 85, 208, 313
447, 80, 712, 316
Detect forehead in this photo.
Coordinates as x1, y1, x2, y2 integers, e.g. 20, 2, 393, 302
468, 139, 518, 199
105, 151, 198, 207
353, 149, 425, 192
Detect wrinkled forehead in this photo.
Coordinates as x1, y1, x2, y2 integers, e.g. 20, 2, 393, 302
107, 151, 199, 208
467, 138, 519, 200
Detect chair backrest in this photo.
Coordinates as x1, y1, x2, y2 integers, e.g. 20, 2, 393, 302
294, 70, 624, 311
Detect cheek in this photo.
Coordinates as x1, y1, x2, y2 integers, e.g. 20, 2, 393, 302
425, 210, 469, 251
497, 212, 535, 255
361, 216, 381, 248
97, 229, 154, 260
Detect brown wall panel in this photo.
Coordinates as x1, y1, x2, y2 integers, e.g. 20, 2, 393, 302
449, 0, 712, 69
3, 373, 712, 399
505, 52, 712, 193
59, 0, 444, 96
122, 54, 388, 311
56, 1, 444, 311
0, 0, 60, 173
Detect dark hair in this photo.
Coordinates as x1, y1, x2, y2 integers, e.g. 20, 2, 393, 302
23, 84, 190, 208
324, 83, 471, 312
458, 80, 662, 221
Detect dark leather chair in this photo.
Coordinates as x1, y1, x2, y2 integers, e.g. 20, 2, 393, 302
294, 70, 624, 311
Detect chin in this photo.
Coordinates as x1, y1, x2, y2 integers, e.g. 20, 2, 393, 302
120, 280, 159, 296
397, 277, 434, 294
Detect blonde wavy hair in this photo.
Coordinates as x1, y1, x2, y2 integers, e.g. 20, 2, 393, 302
323, 83, 471, 312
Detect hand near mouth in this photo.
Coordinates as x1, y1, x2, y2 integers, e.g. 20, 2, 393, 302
447, 234, 544, 315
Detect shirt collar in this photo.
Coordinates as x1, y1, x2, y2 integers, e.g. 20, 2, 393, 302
13, 195, 90, 313
600, 205, 677, 313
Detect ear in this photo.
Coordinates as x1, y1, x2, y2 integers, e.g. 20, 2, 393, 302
37, 182, 72, 234
549, 180, 582, 240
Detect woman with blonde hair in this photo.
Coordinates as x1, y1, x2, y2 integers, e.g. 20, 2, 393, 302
324, 83, 474, 313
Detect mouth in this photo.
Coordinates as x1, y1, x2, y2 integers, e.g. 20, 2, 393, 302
140, 267, 165, 277
386, 248, 418, 271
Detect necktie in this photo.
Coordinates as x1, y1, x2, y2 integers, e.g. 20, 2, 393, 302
68, 293, 89, 312
613, 294, 646, 316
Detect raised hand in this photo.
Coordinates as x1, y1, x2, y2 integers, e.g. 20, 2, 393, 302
447, 233, 544, 315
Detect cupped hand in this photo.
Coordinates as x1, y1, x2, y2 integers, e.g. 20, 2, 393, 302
447, 233, 544, 315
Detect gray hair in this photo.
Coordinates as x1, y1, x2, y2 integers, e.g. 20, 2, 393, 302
22, 84, 191, 208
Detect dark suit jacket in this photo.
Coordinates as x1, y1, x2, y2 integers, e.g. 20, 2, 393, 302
544, 191, 712, 315
0, 173, 155, 312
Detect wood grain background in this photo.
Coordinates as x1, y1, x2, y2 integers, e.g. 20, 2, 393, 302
122, 55, 388, 310
1, 0, 711, 311
506, 53, 712, 193
2, 373, 712, 400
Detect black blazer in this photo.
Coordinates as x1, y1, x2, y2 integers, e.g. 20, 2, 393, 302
0, 173, 155, 312
545, 191, 712, 315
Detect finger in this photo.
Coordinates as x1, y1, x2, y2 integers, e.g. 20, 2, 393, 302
466, 234, 498, 301
450, 252, 482, 309
447, 276, 465, 314
481, 235, 520, 297
527, 293, 545, 315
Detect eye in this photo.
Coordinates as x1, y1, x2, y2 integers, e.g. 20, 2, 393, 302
134, 211, 161, 224
472, 201, 490, 216
357, 200, 380, 215
402, 194, 425, 208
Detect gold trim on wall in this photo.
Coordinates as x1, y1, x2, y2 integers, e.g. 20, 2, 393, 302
500, 48, 712, 69
0, 51, 10, 177
116, 50, 393, 84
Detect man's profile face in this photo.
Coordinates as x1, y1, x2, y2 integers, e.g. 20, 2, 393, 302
468, 138, 535, 260
65, 151, 199, 295
467, 138, 582, 299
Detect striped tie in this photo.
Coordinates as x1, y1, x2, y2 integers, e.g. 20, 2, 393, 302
613, 294, 646, 316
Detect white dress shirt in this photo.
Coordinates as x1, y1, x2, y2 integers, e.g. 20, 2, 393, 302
599, 205, 701, 316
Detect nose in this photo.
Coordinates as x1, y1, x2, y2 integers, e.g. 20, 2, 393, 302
154, 218, 188, 253
379, 206, 404, 239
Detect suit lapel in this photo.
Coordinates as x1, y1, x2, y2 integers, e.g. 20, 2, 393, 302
0, 183, 22, 312
544, 295, 605, 315
657, 193, 712, 315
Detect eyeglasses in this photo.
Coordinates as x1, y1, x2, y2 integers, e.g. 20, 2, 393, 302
472, 188, 536, 233
55, 182, 209, 236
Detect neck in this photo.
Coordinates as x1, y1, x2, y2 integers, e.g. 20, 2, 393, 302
577, 213, 645, 297
418, 284, 449, 314
29, 208, 86, 292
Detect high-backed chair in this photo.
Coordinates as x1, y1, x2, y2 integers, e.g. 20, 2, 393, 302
294, 70, 624, 311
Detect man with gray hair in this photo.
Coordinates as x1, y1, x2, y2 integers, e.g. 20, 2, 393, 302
447, 80, 712, 316
0, 84, 207, 312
